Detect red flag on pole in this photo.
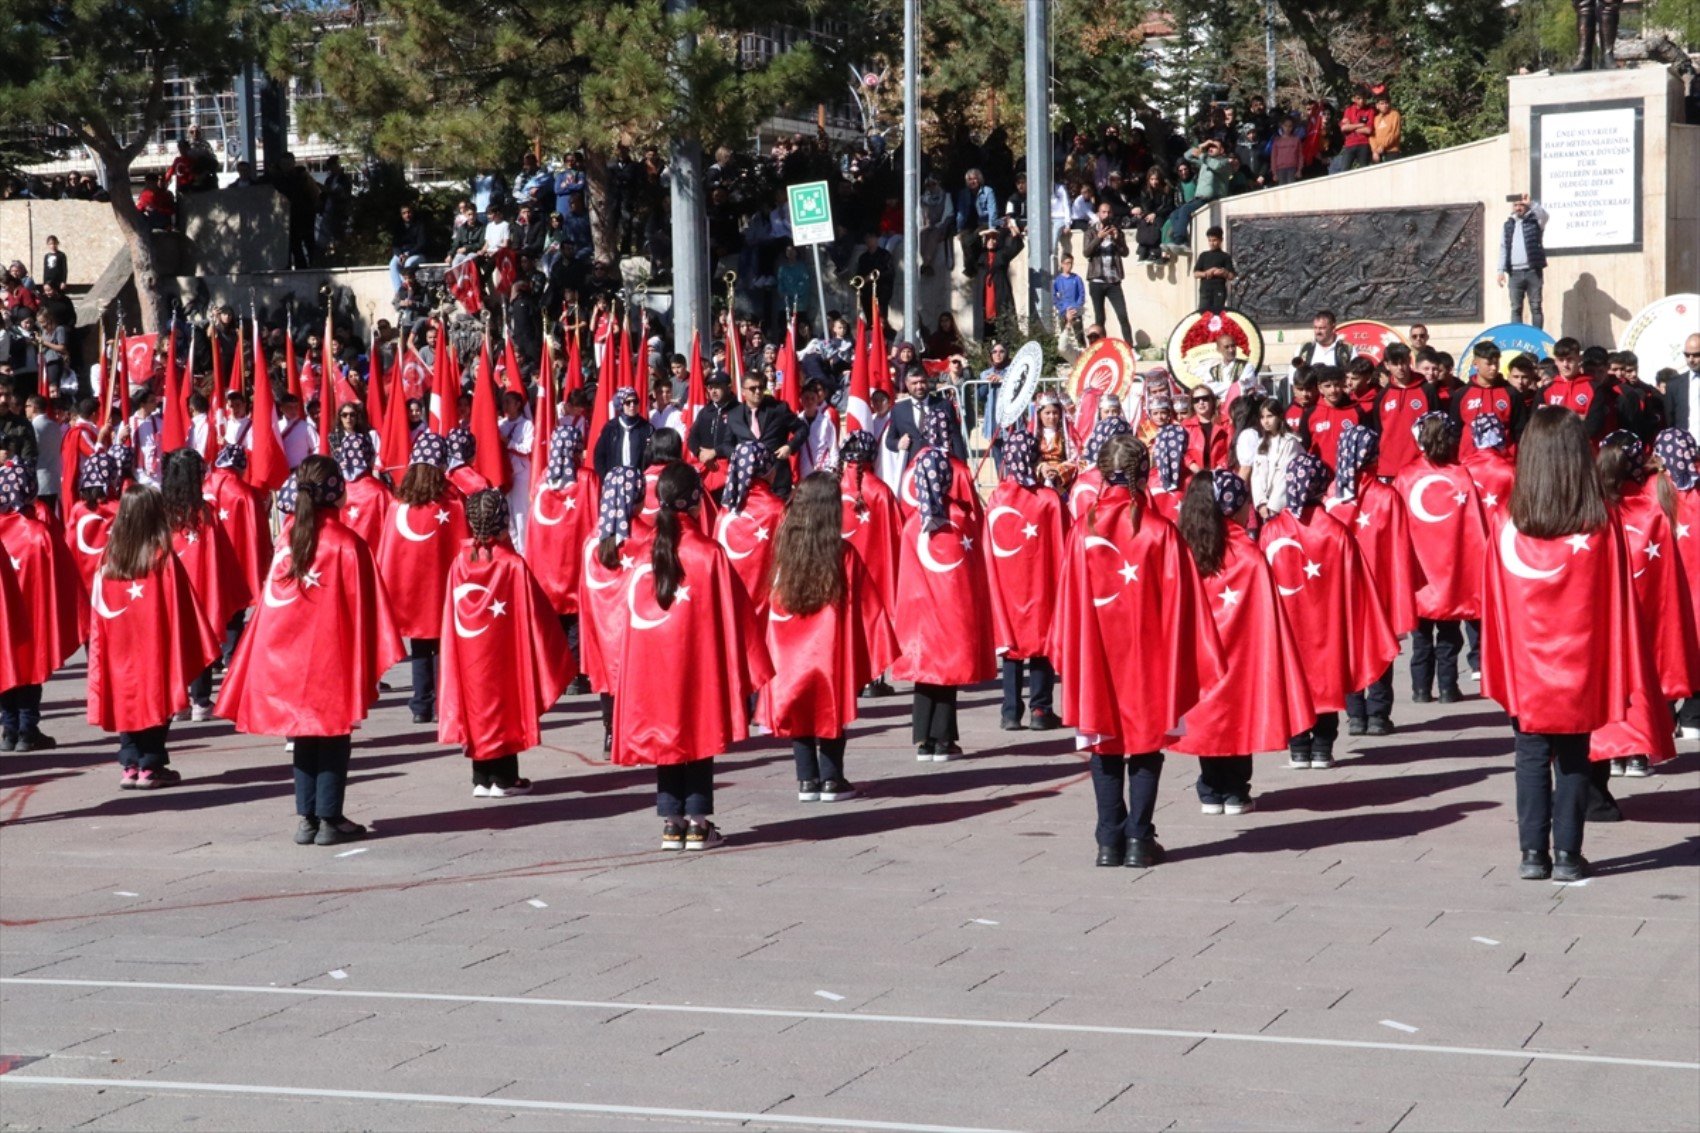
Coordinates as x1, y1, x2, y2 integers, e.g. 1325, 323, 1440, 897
379, 347, 412, 481
117, 331, 132, 423
365, 331, 385, 437
160, 321, 188, 452
230, 325, 245, 396
869, 294, 892, 399
778, 314, 801, 415
244, 317, 289, 491
845, 314, 873, 434
564, 319, 583, 398
501, 325, 526, 398
682, 329, 706, 431
531, 333, 557, 492
586, 325, 612, 453
285, 316, 301, 400
726, 307, 743, 383
432, 320, 459, 435
316, 310, 336, 455
471, 337, 510, 490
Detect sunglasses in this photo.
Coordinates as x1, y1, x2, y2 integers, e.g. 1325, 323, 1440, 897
1191, 395, 1214, 404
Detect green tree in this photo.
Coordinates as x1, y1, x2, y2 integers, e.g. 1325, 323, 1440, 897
302, 0, 848, 263
0, 0, 273, 332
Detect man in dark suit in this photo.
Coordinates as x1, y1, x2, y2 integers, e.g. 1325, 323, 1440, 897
1665, 332, 1700, 439
726, 371, 804, 496
884, 367, 969, 465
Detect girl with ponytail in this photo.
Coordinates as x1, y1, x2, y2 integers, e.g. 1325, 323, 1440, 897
161, 447, 250, 721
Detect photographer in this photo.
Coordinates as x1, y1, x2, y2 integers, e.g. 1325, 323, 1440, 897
1166, 137, 1234, 248
1083, 202, 1131, 341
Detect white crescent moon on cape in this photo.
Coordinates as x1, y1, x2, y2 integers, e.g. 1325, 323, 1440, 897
840, 493, 860, 541
89, 568, 133, 620
1407, 473, 1455, 524
1623, 524, 1648, 579
261, 550, 298, 608
1070, 482, 1101, 519
626, 564, 670, 630
451, 582, 492, 638
582, 537, 621, 591
1498, 521, 1564, 582
532, 487, 566, 527
1265, 536, 1307, 597
1083, 535, 1129, 607
75, 513, 106, 557
987, 506, 1026, 558
900, 466, 920, 508
393, 503, 434, 543
717, 510, 756, 561
916, 520, 964, 574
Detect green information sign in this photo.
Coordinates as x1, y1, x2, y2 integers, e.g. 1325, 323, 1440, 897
787, 181, 835, 246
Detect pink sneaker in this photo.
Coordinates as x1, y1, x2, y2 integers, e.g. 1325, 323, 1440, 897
119, 767, 139, 789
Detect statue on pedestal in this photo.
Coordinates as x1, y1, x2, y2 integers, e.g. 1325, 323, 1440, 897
1573, 0, 1621, 71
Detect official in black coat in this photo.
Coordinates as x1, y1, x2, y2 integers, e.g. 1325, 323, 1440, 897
725, 372, 804, 496
884, 368, 969, 465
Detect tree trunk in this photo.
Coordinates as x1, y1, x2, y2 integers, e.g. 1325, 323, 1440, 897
580, 146, 619, 267
97, 148, 171, 336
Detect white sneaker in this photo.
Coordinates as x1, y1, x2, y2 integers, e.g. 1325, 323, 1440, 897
472, 784, 491, 798
1224, 798, 1254, 816
191, 702, 214, 722
1470, 670, 1481, 682
1200, 801, 1225, 815
1680, 727, 1700, 741
1287, 754, 1309, 769
932, 746, 962, 762
1622, 757, 1651, 779
488, 780, 533, 797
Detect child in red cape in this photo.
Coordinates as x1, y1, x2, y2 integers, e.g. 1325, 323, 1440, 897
525, 415, 599, 691
438, 489, 574, 797
1652, 429, 1700, 740
838, 430, 902, 697
334, 432, 391, 551
714, 440, 785, 620
983, 427, 1068, 731
0, 459, 82, 752
160, 449, 251, 722
66, 447, 121, 595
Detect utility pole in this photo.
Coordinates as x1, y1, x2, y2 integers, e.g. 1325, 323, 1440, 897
1024, 0, 1053, 327
1265, 0, 1277, 106
901, 0, 921, 340
667, 0, 708, 356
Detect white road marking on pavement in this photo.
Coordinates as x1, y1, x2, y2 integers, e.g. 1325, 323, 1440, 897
1380, 1020, 1420, 1034
4, 977, 1696, 1072
0, 1077, 1014, 1133
334, 848, 368, 858
1471, 937, 1500, 946
814, 990, 845, 1002
527, 899, 548, 908
328, 970, 348, 980
112, 892, 139, 897
971, 919, 999, 925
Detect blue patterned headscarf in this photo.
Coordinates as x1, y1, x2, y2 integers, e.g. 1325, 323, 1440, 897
78, 448, 121, 499
214, 443, 247, 472
1655, 428, 1697, 491
595, 465, 644, 543
1083, 416, 1132, 464
1152, 424, 1188, 491
0, 460, 38, 513
410, 430, 449, 470
546, 420, 583, 487
1212, 470, 1250, 517
1285, 451, 1331, 516
1000, 427, 1038, 489
1470, 413, 1507, 452
277, 467, 346, 517
445, 425, 476, 470
1333, 424, 1379, 501
1414, 410, 1458, 447
337, 431, 374, 481
723, 440, 774, 513
921, 403, 955, 451
839, 430, 878, 468
1601, 429, 1646, 480
912, 446, 954, 531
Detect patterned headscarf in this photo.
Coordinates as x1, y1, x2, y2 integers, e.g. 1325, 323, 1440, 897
839, 430, 878, 468
111, 441, 135, 482
921, 403, 955, 451
1333, 424, 1379, 501
1470, 413, 1508, 452
1000, 427, 1038, 488
595, 465, 644, 543
614, 385, 638, 410
214, 443, 247, 472
337, 431, 374, 481
276, 468, 345, 517
1285, 451, 1331, 516
78, 448, 120, 499
1655, 428, 1698, 491
1083, 416, 1132, 464
723, 440, 774, 514
410, 430, 449, 470
1212, 469, 1250, 517
1413, 410, 1459, 445
546, 419, 583, 487
0, 460, 37, 513
445, 425, 475, 470
912, 446, 954, 531
1152, 424, 1188, 492
1103, 438, 1150, 488
1601, 429, 1646, 480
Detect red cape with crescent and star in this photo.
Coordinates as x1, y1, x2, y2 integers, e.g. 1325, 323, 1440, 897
205, 465, 273, 602
0, 509, 85, 684
375, 489, 469, 640
756, 545, 897, 740
438, 541, 575, 760
839, 462, 902, 615
171, 510, 253, 634
1260, 505, 1400, 713
86, 552, 221, 733
1326, 476, 1422, 638
1172, 526, 1317, 756
714, 479, 784, 620
1612, 478, 1700, 703
890, 499, 997, 687
525, 470, 601, 615
983, 479, 1069, 661
1463, 447, 1515, 526
577, 528, 649, 695
611, 525, 773, 765
217, 518, 404, 737
1068, 467, 1104, 522
0, 553, 24, 692
1047, 488, 1223, 753
338, 473, 392, 552
65, 497, 117, 596
1393, 457, 1488, 622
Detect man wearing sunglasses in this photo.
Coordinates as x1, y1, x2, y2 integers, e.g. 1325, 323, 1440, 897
1666, 333, 1700, 440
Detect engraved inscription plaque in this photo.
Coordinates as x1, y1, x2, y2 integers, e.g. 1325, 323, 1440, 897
1227, 204, 1484, 324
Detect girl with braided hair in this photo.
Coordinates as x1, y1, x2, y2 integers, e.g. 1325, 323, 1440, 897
161, 448, 250, 721
983, 427, 1068, 732
217, 455, 403, 846
438, 489, 574, 798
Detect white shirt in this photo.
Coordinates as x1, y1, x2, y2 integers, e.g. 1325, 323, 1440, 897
483, 220, 512, 254
649, 404, 685, 439
799, 407, 840, 479
1250, 433, 1302, 513
131, 411, 164, 485
189, 413, 210, 457
500, 414, 535, 474
1233, 426, 1261, 471
278, 415, 313, 469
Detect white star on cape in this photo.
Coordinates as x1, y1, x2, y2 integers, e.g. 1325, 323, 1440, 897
1219, 585, 1241, 608
1303, 560, 1322, 579
434, 508, 451, 525
1119, 562, 1138, 584
1566, 533, 1591, 554
490, 599, 508, 616
126, 582, 144, 599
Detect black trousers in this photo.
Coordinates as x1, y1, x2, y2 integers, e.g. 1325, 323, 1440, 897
558, 614, 581, 671
408, 638, 440, 717
656, 758, 714, 818
1463, 619, 1481, 674
117, 722, 172, 771
188, 666, 214, 706
1001, 657, 1055, 723
792, 737, 848, 782
221, 609, 247, 666
1196, 756, 1253, 803
1410, 619, 1463, 696
1346, 666, 1394, 721
1291, 711, 1340, 752
471, 753, 521, 787
912, 684, 959, 746
1088, 279, 1131, 339
292, 734, 353, 820
0, 683, 43, 735
1676, 697, 1700, 729
1512, 726, 1589, 856
1090, 752, 1163, 846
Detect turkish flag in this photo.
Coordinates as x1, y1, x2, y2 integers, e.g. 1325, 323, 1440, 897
124, 334, 159, 389
1463, 448, 1516, 525
1667, 481, 1700, 642
609, 527, 773, 766
1172, 527, 1317, 756
205, 465, 273, 600
777, 316, 801, 414
564, 323, 584, 398
338, 473, 391, 552
490, 247, 518, 297
577, 527, 647, 694
1260, 505, 1400, 713
401, 347, 430, 404
432, 320, 460, 435
531, 334, 557, 492
0, 553, 23, 692
445, 258, 483, 315
316, 313, 337, 456
1047, 490, 1223, 752
1616, 479, 1700, 701
244, 330, 290, 492
160, 328, 189, 453
59, 421, 98, 517
1325, 476, 1423, 637
470, 341, 511, 491
890, 500, 997, 687
501, 330, 526, 398
375, 489, 469, 641
982, 478, 1069, 660
844, 316, 872, 434
869, 295, 892, 398
756, 545, 897, 739
1393, 458, 1488, 621
86, 553, 220, 733
681, 330, 707, 432
65, 497, 117, 595
217, 521, 404, 737
438, 542, 575, 760
713, 479, 784, 620
525, 468, 600, 615
839, 460, 902, 614
378, 354, 413, 482
171, 513, 252, 633
0, 508, 85, 683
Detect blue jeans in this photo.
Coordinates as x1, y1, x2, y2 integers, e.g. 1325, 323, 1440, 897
293, 734, 353, 819
657, 759, 714, 818
1090, 752, 1164, 847
118, 723, 172, 771
0, 684, 42, 736
1001, 657, 1055, 723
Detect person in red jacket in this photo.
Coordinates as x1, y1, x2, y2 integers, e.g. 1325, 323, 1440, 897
86, 484, 221, 789
1298, 366, 1371, 473
983, 429, 1068, 731
1182, 386, 1233, 472
1374, 343, 1436, 476
1541, 338, 1613, 439
1453, 342, 1521, 461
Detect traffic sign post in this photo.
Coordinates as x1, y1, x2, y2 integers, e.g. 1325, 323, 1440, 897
788, 181, 835, 331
